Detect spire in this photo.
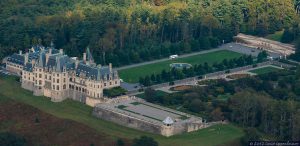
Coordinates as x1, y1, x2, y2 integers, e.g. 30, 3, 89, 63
97, 66, 101, 80
50, 41, 55, 48
86, 47, 94, 63
56, 57, 61, 72
38, 51, 44, 67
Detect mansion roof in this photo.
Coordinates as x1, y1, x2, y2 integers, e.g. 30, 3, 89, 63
7, 46, 117, 81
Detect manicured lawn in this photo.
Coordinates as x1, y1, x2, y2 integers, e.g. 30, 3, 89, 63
135, 90, 168, 99
119, 50, 243, 83
265, 30, 283, 42
0, 76, 244, 146
249, 66, 282, 75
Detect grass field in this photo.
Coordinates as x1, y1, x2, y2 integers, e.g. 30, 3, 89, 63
119, 50, 243, 83
135, 90, 168, 99
265, 30, 283, 42
0, 97, 122, 146
249, 66, 282, 75
0, 76, 244, 146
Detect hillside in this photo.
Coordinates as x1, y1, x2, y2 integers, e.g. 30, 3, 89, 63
0, 95, 130, 146
0, 0, 298, 66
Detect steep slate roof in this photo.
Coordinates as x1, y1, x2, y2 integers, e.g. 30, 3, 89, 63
23, 63, 33, 72
7, 54, 24, 65
7, 45, 117, 81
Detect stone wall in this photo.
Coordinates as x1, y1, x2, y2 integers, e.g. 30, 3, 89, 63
68, 90, 86, 103
92, 105, 204, 136
93, 106, 164, 135
21, 80, 34, 91
86, 97, 108, 107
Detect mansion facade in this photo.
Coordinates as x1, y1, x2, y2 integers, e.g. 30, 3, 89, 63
4, 45, 120, 103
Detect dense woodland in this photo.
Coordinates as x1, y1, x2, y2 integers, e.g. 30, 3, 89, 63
144, 67, 300, 141
0, 0, 300, 66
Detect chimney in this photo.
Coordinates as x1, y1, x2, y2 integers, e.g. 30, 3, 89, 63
24, 53, 29, 65
83, 53, 87, 63
109, 63, 112, 71
59, 49, 63, 54
19, 50, 22, 55
49, 48, 52, 55
75, 59, 79, 69
31, 59, 36, 66
46, 53, 50, 64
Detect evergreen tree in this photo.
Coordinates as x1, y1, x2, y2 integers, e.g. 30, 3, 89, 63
144, 76, 151, 86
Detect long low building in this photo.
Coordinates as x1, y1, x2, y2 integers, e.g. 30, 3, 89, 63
234, 33, 295, 56
5, 45, 120, 103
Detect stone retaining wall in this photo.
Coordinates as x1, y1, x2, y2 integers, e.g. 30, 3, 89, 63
92, 105, 163, 135
92, 102, 205, 137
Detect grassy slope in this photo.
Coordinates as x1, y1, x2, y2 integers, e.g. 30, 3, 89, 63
0, 76, 244, 146
0, 96, 123, 146
249, 66, 281, 75
119, 50, 243, 83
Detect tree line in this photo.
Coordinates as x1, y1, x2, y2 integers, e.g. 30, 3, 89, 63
138, 53, 267, 86
0, 0, 298, 66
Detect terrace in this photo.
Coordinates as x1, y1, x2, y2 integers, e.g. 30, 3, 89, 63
96, 98, 201, 126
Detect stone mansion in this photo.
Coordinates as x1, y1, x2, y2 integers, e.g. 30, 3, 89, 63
4, 45, 120, 104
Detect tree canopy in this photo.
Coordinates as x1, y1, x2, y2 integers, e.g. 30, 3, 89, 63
0, 0, 298, 66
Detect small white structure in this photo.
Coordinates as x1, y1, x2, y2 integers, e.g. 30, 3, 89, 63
267, 56, 273, 61
163, 116, 174, 126
170, 55, 178, 59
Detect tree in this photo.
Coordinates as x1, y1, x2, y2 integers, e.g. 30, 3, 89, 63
257, 51, 268, 63
154, 0, 164, 6
296, 0, 300, 14
241, 128, 261, 145
116, 139, 124, 146
291, 39, 300, 61
144, 88, 156, 102
211, 107, 224, 121
150, 74, 156, 82
188, 99, 205, 113
144, 76, 151, 86
0, 132, 27, 146
156, 74, 161, 83
132, 136, 158, 146
281, 29, 294, 43
98, 28, 116, 65
139, 77, 144, 85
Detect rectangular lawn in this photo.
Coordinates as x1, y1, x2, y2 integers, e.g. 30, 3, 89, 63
249, 66, 282, 75
119, 50, 243, 83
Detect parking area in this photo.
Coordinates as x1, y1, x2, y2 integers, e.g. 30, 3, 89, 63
224, 43, 281, 58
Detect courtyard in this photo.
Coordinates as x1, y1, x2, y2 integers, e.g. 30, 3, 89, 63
99, 99, 192, 126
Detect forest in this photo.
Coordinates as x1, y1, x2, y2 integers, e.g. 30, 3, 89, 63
143, 67, 300, 142
0, 0, 300, 66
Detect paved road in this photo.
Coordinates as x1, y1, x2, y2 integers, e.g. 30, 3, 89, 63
116, 43, 281, 71
126, 60, 293, 95
120, 43, 284, 92
116, 47, 223, 71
